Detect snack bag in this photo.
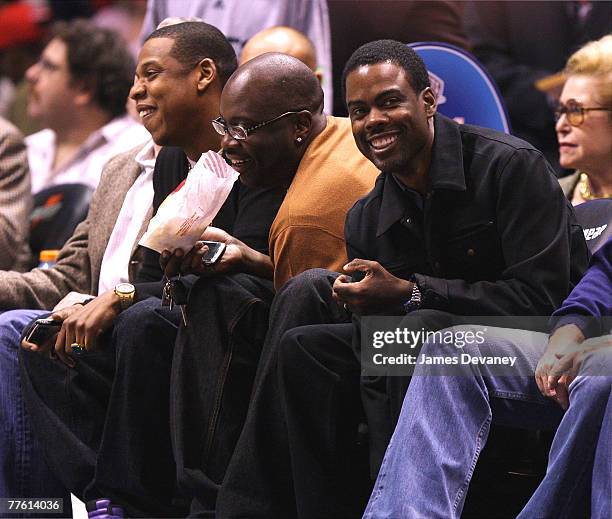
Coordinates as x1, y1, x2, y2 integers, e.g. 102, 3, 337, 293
139, 151, 238, 253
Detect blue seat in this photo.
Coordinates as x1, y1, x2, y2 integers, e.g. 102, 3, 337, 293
410, 42, 511, 133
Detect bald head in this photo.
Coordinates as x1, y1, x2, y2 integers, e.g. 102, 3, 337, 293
240, 26, 317, 71
225, 53, 323, 116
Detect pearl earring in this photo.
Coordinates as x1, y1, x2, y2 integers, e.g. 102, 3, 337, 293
296, 137, 303, 143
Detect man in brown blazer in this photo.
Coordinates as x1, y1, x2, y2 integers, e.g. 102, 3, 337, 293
0, 146, 147, 311
0, 116, 32, 272
3, 20, 246, 505
0, 144, 152, 500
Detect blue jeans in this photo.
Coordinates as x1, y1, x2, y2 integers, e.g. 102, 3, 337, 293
363, 327, 611, 519
0, 309, 69, 500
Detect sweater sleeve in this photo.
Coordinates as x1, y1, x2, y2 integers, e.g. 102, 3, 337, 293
549, 237, 611, 337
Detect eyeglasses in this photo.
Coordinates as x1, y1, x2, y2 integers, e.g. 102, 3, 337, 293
554, 99, 612, 127
212, 110, 306, 140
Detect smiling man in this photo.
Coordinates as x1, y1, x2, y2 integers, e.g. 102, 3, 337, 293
215, 40, 589, 518
17, 21, 283, 518
167, 52, 378, 515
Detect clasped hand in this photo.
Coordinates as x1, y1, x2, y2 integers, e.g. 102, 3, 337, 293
332, 259, 414, 315
535, 324, 610, 409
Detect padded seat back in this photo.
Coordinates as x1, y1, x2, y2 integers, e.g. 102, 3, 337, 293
30, 183, 94, 264
573, 199, 612, 254
410, 42, 510, 133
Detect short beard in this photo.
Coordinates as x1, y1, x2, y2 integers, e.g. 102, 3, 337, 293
373, 149, 412, 175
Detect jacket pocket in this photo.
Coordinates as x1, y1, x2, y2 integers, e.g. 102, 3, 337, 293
443, 221, 503, 281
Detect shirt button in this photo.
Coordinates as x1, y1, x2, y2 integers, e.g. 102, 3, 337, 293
434, 261, 441, 270
467, 248, 475, 257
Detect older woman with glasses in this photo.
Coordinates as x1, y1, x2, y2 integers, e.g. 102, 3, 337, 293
556, 35, 612, 204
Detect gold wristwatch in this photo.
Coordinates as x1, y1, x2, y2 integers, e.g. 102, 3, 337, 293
114, 282, 135, 310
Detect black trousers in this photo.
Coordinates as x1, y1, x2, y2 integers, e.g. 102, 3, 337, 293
216, 269, 368, 518
19, 297, 185, 517
169, 273, 275, 516
19, 272, 275, 517
217, 269, 458, 518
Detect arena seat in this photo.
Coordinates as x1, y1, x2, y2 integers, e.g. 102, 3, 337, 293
410, 42, 511, 133
29, 183, 94, 267
574, 198, 612, 253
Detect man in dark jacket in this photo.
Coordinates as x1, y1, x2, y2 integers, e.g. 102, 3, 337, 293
215, 40, 590, 518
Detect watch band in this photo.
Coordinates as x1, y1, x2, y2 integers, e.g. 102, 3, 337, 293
114, 283, 135, 311
403, 280, 422, 314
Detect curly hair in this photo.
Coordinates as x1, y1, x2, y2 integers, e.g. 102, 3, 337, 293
565, 34, 612, 109
52, 19, 134, 118
342, 40, 430, 100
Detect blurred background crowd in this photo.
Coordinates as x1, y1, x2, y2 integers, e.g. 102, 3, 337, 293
1, 0, 611, 167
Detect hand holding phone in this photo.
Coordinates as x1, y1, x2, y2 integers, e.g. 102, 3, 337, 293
200, 240, 226, 265
23, 317, 62, 348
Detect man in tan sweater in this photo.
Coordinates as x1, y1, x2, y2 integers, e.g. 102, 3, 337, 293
18, 53, 377, 515
161, 53, 379, 515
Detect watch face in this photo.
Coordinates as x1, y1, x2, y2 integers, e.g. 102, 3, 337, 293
116, 283, 134, 295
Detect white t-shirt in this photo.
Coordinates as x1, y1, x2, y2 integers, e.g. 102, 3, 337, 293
26, 115, 150, 194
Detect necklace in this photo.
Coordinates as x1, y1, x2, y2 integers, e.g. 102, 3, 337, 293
577, 172, 612, 201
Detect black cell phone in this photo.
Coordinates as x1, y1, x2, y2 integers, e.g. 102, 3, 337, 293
201, 241, 226, 265
24, 317, 62, 346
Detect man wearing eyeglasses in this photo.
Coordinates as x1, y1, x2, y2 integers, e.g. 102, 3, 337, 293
162, 52, 379, 515
214, 40, 591, 518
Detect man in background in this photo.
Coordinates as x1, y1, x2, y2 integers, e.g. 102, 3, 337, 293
25, 19, 149, 194
240, 25, 321, 83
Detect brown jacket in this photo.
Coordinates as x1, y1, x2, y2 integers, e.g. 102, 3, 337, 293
0, 146, 150, 310
558, 171, 580, 200
0, 117, 32, 272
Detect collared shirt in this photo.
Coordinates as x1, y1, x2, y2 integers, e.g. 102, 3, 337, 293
98, 139, 156, 294
345, 114, 589, 316
26, 114, 150, 194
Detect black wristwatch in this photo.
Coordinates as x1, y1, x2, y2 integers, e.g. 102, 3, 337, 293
403, 279, 422, 314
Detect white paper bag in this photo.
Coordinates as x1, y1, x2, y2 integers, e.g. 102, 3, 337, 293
139, 151, 239, 253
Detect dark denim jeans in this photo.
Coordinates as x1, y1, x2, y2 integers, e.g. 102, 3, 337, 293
170, 273, 275, 516
216, 269, 369, 518
0, 309, 70, 507
19, 297, 185, 518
